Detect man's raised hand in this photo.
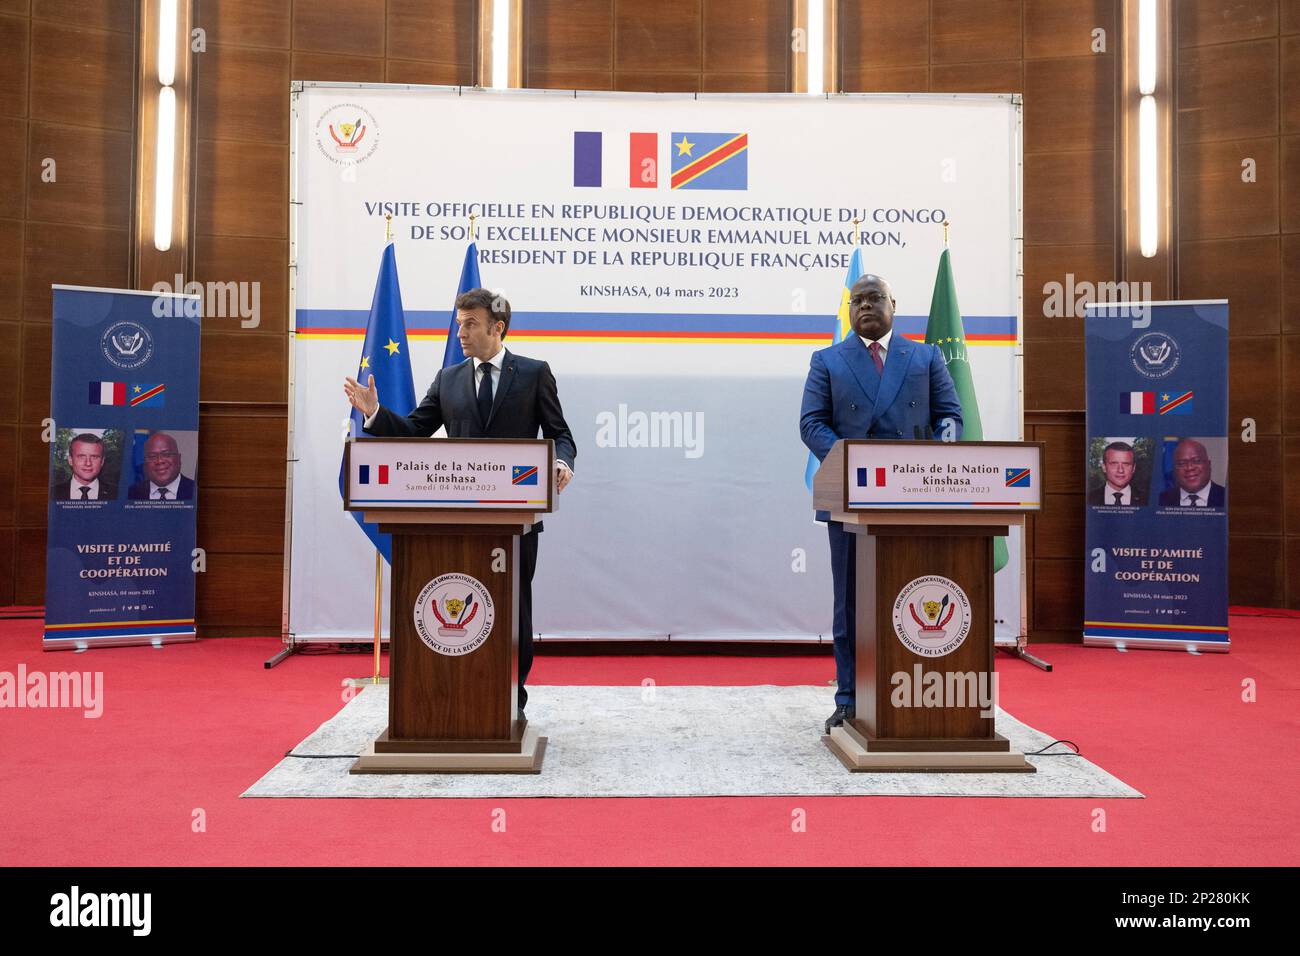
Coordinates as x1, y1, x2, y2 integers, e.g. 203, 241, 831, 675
344, 374, 379, 417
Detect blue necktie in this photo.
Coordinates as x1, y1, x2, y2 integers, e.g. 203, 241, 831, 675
477, 362, 494, 426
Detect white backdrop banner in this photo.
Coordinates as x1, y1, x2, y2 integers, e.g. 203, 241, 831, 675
288, 85, 1023, 642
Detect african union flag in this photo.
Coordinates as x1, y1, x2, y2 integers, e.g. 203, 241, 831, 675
670, 132, 748, 190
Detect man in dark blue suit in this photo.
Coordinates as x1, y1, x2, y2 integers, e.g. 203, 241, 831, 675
800, 274, 963, 734
1158, 438, 1225, 508
344, 288, 576, 717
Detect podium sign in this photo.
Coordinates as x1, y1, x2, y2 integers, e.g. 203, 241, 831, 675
345, 438, 552, 511
839, 441, 1042, 511
815, 440, 1041, 772
344, 437, 553, 773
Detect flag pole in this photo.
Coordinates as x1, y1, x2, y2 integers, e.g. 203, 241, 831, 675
943, 219, 950, 247
852, 216, 861, 247
372, 550, 383, 683
373, 213, 393, 685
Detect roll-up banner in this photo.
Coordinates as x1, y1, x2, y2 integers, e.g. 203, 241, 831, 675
43, 286, 202, 650
289, 85, 1024, 643
1083, 300, 1229, 651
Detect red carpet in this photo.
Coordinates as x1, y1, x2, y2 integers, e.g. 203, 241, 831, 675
0, 617, 1296, 866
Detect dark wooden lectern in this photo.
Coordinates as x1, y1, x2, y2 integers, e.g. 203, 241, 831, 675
814, 439, 1041, 772
343, 437, 552, 773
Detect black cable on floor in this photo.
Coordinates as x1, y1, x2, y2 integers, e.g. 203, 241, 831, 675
283, 752, 358, 759
1024, 739, 1081, 757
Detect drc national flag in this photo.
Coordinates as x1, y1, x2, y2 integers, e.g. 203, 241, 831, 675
129, 384, 165, 407
1005, 467, 1032, 488
670, 132, 748, 190
1158, 390, 1194, 415
805, 247, 864, 491
511, 465, 539, 486
340, 242, 417, 563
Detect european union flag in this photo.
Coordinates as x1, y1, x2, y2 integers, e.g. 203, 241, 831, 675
443, 242, 480, 369
670, 132, 748, 190
340, 242, 417, 562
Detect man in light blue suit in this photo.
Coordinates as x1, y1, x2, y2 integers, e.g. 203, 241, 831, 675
800, 274, 963, 734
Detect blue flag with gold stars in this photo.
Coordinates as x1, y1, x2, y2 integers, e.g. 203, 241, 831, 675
340, 241, 416, 562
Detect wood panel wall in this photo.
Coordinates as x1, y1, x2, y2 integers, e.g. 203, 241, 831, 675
0, 0, 137, 606
3, 1, 1295, 630
1174, 0, 1299, 608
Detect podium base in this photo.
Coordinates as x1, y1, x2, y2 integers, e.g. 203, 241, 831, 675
824, 724, 1036, 773
350, 726, 547, 774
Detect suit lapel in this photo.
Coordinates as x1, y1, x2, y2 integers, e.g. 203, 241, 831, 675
459, 358, 480, 426
838, 334, 879, 406
871, 336, 915, 428
485, 349, 516, 430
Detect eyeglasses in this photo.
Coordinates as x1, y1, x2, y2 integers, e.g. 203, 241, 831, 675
1174, 458, 1208, 469
144, 452, 180, 462
851, 292, 890, 305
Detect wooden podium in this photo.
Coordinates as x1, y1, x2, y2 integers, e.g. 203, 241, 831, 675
814, 439, 1042, 773
343, 437, 553, 773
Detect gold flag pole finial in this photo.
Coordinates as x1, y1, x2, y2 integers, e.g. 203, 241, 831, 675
852, 216, 861, 247
943, 219, 950, 247
385, 213, 393, 243
468, 212, 478, 241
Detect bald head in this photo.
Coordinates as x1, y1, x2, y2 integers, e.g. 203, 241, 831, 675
849, 274, 896, 340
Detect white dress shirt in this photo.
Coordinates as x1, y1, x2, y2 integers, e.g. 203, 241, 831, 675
71, 478, 101, 500
1180, 487, 1208, 507
1104, 483, 1132, 505
858, 328, 893, 364
150, 476, 182, 500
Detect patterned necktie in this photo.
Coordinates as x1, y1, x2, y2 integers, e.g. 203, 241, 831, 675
1187, 493, 1199, 507
79, 485, 90, 499
868, 341, 884, 375
477, 362, 494, 425
1113, 492, 1122, 505
157, 488, 170, 500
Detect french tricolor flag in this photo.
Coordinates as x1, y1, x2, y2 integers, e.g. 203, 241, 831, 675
1120, 391, 1155, 414
358, 464, 389, 485
89, 381, 126, 406
856, 466, 887, 487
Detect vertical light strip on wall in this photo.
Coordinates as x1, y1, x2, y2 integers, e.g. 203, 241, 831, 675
154, 87, 176, 253
153, 0, 180, 252
805, 0, 824, 95
491, 0, 510, 89
1136, 0, 1158, 258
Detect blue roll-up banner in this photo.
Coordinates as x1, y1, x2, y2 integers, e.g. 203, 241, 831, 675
1083, 300, 1229, 651
44, 286, 201, 650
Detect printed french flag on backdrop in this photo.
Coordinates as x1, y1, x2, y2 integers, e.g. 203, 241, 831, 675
88, 381, 126, 406
574, 131, 660, 188
1120, 391, 1155, 414
358, 464, 389, 485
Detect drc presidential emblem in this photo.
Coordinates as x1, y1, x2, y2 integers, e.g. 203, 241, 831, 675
891, 575, 972, 658
1130, 331, 1181, 380
314, 102, 380, 167
100, 320, 155, 371
413, 572, 495, 656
